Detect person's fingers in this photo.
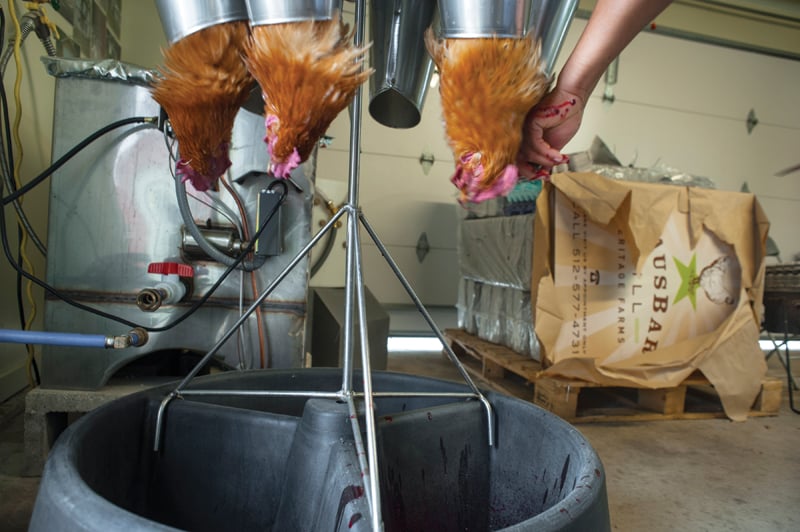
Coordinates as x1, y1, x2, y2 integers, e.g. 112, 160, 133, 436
517, 156, 552, 179
519, 121, 565, 167
518, 88, 584, 179
519, 143, 562, 168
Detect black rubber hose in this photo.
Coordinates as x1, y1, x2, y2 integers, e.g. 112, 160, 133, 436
3, 116, 157, 205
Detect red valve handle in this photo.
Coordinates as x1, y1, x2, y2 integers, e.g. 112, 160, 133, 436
147, 262, 194, 278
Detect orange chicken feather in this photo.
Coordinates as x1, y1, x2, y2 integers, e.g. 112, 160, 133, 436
425, 30, 550, 203
244, 13, 372, 178
151, 22, 253, 192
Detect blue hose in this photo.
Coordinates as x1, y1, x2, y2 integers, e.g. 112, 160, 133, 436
0, 329, 108, 348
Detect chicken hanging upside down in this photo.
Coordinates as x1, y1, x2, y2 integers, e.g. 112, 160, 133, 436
151, 22, 253, 192
425, 30, 550, 203
244, 13, 372, 178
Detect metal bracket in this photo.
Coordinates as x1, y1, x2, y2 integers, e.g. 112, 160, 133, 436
416, 232, 430, 263
746, 108, 758, 134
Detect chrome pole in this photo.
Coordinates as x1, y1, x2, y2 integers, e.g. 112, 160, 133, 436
341, 0, 368, 395
345, 395, 374, 511
342, 1, 383, 529
341, 209, 357, 395
350, 208, 383, 528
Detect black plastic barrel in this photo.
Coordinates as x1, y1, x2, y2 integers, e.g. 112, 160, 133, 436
29, 369, 610, 531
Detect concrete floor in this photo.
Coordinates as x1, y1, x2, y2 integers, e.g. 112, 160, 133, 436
0, 353, 797, 531
0, 393, 39, 532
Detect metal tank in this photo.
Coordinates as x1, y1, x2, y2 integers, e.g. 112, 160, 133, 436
40, 61, 313, 388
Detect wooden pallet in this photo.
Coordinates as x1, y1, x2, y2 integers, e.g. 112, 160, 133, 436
443, 328, 541, 400
443, 328, 783, 422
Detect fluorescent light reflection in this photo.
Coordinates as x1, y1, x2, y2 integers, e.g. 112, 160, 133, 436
388, 336, 444, 353
387, 337, 798, 355
761, 339, 800, 352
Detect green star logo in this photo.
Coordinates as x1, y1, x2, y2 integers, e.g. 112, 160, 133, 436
673, 255, 698, 309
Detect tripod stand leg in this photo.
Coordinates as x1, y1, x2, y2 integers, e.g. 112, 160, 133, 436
342, 209, 382, 523
358, 211, 495, 446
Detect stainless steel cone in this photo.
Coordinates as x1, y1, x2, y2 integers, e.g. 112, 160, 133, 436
245, 0, 343, 26
155, 0, 250, 44
531, 0, 579, 75
368, 0, 437, 129
438, 0, 532, 38
437, 0, 578, 75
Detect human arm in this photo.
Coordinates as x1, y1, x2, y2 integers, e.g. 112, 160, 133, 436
517, 0, 674, 175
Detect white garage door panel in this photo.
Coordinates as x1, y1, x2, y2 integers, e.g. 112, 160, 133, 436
360, 92, 454, 162
612, 30, 800, 128
360, 244, 460, 306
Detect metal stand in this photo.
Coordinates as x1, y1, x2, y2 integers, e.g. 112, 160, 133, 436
764, 298, 799, 414
152, 2, 494, 529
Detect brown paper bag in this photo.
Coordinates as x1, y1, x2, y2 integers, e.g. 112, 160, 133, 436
531, 172, 770, 420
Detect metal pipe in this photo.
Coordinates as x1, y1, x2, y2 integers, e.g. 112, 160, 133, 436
350, 208, 382, 529
163, 390, 485, 403
369, 391, 478, 399
345, 395, 374, 512
341, 209, 356, 394
346, 2, 365, 208
341, 3, 383, 529
340, 0, 368, 395
153, 392, 178, 452
178, 389, 342, 399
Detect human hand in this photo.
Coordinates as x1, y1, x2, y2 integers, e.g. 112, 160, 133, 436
516, 86, 585, 178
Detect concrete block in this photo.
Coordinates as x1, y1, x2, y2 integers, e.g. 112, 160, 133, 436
24, 380, 167, 475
